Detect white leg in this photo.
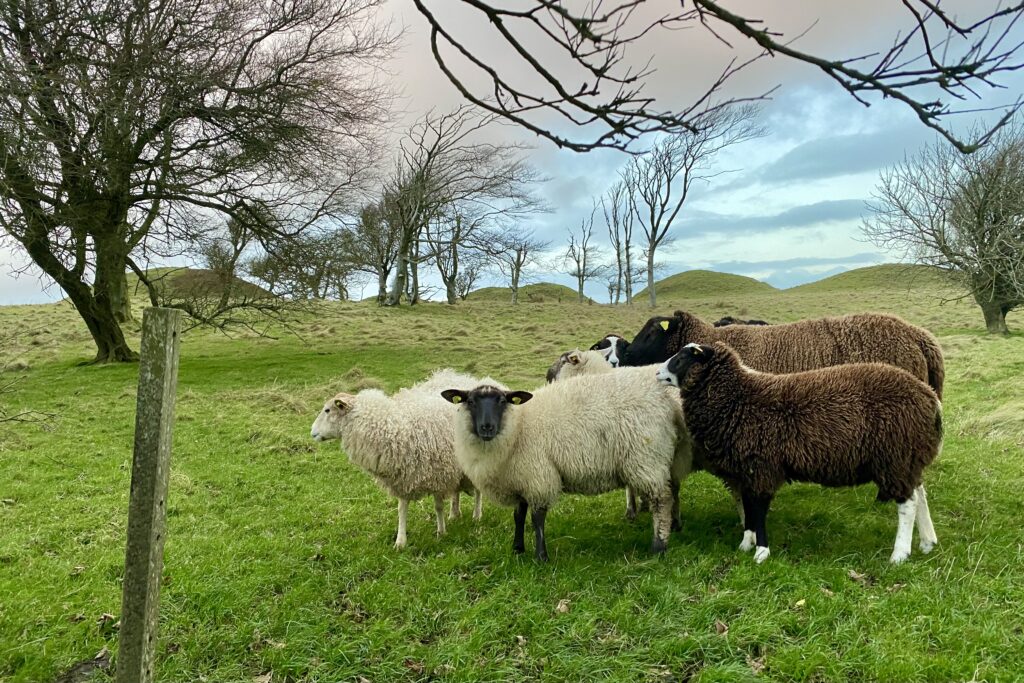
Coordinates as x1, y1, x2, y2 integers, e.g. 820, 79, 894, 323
739, 529, 756, 552
434, 494, 447, 536
915, 485, 937, 553
753, 546, 770, 563
395, 498, 409, 549
473, 489, 483, 521
890, 492, 918, 564
449, 492, 462, 520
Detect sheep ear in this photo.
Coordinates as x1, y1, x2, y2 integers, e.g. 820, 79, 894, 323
507, 391, 533, 405
441, 389, 467, 404
567, 351, 581, 365
659, 320, 670, 331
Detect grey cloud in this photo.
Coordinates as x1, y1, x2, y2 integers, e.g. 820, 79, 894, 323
676, 198, 866, 237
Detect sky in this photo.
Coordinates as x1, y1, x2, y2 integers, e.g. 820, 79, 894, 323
2, 1, 1022, 304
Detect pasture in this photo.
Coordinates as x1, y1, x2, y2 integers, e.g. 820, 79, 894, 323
1, 266, 1023, 682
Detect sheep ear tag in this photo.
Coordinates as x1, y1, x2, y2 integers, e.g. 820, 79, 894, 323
510, 396, 522, 405
660, 320, 670, 331
334, 399, 346, 409
451, 395, 462, 404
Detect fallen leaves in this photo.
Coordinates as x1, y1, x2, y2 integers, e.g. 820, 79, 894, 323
714, 619, 729, 635
555, 598, 571, 614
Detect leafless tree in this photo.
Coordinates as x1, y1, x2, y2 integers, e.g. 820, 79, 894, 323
865, 124, 1024, 334
383, 106, 545, 306
0, 0, 393, 362
344, 203, 401, 305
626, 104, 764, 307
563, 204, 607, 302
484, 227, 551, 304
455, 253, 487, 300
602, 179, 636, 304
412, 1, 1024, 153
424, 208, 490, 304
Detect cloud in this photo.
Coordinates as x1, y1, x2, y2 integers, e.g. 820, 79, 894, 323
675, 198, 867, 238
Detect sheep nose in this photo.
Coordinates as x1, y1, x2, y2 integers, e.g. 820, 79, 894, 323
478, 424, 497, 440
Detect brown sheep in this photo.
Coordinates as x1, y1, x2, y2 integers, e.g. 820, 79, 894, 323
623, 310, 945, 399
657, 342, 942, 564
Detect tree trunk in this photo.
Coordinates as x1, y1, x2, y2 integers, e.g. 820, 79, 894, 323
577, 276, 584, 302
386, 237, 410, 306
979, 298, 1010, 334
64, 272, 138, 363
624, 243, 633, 305
410, 241, 420, 305
376, 271, 388, 306
510, 269, 520, 304
647, 247, 657, 308
445, 279, 458, 305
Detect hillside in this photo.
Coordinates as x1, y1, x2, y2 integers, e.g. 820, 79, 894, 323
125, 266, 274, 300
788, 263, 951, 293
466, 282, 587, 303
633, 269, 776, 301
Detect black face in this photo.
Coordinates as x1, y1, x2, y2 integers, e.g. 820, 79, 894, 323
589, 335, 629, 367
666, 344, 714, 385
441, 387, 533, 441
621, 317, 677, 366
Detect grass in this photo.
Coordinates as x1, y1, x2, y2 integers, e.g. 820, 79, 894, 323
466, 282, 586, 304
1, 266, 1023, 682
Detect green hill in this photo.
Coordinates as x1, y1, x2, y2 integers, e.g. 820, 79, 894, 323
467, 282, 587, 303
788, 264, 951, 293
126, 267, 273, 300
634, 270, 776, 301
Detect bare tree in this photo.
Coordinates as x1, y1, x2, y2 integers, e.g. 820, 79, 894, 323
0, 0, 393, 362
344, 203, 401, 305
865, 125, 1024, 334
627, 105, 764, 307
485, 228, 551, 304
455, 253, 487, 300
383, 106, 545, 306
602, 179, 636, 305
412, 1, 1024, 153
563, 205, 607, 302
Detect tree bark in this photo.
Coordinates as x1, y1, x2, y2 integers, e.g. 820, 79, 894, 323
647, 248, 657, 308
386, 235, 411, 306
376, 271, 388, 306
625, 242, 633, 305
979, 298, 1010, 334
510, 270, 520, 304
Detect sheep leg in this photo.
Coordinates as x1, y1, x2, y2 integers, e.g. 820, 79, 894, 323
394, 498, 409, 550
724, 480, 746, 527
648, 491, 672, 555
625, 487, 638, 521
512, 499, 528, 554
890, 490, 918, 564
741, 491, 772, 564
434, 494, 447, 537
449, 492, 462, 520
473, 489, 483, 521
531, 506, 549, 562
914, 485, 937, 553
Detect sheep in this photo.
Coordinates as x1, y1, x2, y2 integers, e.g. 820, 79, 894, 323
713, 316, 771, 327
657, 342, 942, 564
622, 310, 945, 399
441, 369, 691, 560
589, 334, 630, 367
310, 368, 488, 549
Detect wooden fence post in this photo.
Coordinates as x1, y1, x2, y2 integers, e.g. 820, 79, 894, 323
116, 307, 183, 683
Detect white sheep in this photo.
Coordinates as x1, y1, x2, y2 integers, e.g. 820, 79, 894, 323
311, 368, 487, 549
441, 369, 692, 560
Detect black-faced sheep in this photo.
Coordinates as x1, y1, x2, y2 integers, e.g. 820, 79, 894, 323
311, 369, 487, 549
441, 369, 690, 561
657, 342, 942, 564
623, 310, 945, 399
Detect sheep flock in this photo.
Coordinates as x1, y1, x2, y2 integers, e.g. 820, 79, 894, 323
312, 309, 945, 565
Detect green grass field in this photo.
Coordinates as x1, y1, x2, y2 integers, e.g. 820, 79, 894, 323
2, 266, 1023, 683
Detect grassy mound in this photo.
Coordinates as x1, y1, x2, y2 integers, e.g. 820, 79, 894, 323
789, 264, 951, 293
126, 267, 274, 300
634, 270, 776, 302
467, 282, 587, 303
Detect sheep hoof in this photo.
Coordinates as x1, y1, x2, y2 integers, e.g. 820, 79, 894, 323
919, 540, 935, 554
394, 539, 407, 550
753, 546, 770, 564
535, 549, 549, 562
650, 538, 668, 555
625, 508, 637, 522
473, 511, 483, 522
889, 548, 910, 564
448, 511, 461, 521
739, 530, 756, 552
513, 542, 525, 554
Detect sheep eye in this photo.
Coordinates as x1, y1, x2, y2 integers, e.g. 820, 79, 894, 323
324, 408, 330, 413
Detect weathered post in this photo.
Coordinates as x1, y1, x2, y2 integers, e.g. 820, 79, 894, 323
116, 308, 183, 683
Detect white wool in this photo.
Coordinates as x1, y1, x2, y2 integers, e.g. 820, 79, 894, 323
551, 349, 614, 382
452, 366, 691, 510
